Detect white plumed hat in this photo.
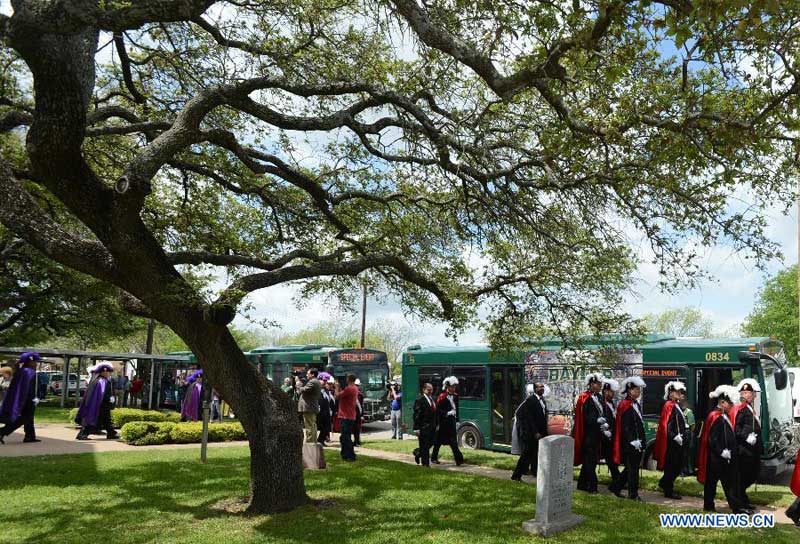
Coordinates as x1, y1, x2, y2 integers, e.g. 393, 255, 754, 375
663, 380, 687, 400
737, 378, 761, 393
621, 376, 646, 393
525, 383, 535, 397
443, 376, 459, 387
585, 372, 604, 387
709, 384, 740, 404
602, 378, 620, 392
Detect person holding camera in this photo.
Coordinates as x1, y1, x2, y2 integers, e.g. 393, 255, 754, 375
296, 368, 322, 443
388, 382, 403, 440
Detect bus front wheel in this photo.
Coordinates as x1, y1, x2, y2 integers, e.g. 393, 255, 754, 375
457, 424, 483, 450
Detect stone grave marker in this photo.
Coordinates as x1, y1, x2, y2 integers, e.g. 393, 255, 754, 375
522, 435, 584, 536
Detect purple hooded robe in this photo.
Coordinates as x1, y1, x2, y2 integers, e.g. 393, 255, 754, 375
181, 381, 202, 422
75, 375, 109, 427
0, 366, 35, 424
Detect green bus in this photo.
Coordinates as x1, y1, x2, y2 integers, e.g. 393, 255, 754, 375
401, 335, 795, 478
247, 345, 391, 422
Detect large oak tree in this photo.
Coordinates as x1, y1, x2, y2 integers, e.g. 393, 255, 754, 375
1, 0, 798, 512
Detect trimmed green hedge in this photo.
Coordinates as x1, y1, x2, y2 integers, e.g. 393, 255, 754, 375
68, 408, 181, 428
119, 421, 246, 446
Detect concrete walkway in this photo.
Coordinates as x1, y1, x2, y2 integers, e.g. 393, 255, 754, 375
335, 445, 797, 526
0, 423, 248, 457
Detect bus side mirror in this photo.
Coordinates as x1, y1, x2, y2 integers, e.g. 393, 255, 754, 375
774, 368, 788, 390
737, 351, 761, 363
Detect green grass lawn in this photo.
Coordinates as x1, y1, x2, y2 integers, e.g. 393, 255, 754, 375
363, 439, 796, 508
33, 403, 76, 424
1, 447, 796, 543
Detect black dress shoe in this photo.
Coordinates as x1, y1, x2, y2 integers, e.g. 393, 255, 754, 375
511, 475, 522, 481
413, 451, 420, 465
0, 433, 5, 445
106, 434, 119, 440
76, 435, 89, 441
664, 493, 682, 500
431, 459, 440, 464
23, 438, 41, 443
745, 503, 757, 510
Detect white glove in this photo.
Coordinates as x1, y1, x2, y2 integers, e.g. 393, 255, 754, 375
721, 448, 731, 460
746, 433, 757, 446
601, 423, 610, 431
110, 396, 116, 404
673, 434, 683, 446
32, 397, 40, 405
630, 439, 642, 451
447, 410, 456, 417
603, 430, 612, 438
597, 417, 607, 425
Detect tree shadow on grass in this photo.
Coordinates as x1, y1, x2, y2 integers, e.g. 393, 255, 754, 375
2, 449, 796, 544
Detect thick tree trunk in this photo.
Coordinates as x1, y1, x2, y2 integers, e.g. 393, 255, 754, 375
5, 18, 308, 515
169, 316, 308, 513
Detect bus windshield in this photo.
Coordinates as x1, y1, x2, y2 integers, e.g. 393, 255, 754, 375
356, 369, 385, 391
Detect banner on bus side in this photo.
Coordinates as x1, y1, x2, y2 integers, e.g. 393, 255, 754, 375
523, 349, 643, 435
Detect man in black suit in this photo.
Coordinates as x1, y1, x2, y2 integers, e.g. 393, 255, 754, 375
413, 383, 437, 467
734, 379, 763, 509
511, 382, 548, 481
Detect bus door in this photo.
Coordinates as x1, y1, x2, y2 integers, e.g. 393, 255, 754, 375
490, 367, 523, 445
695, 366, 745, 424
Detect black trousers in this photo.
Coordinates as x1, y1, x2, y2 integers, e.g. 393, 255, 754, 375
659, 443, 684, 494
607, 460, 621, 488
0, 403, 36, 440
432, 434, 464, 465
77, 406, 115, 438
577, 445, 599, 492
704, 458, 745, 511
512, 441, 539, 479
611, 450, 642, 498
414, 431, 435, 466
317, 417, 331, 444
738, 454, 760, 504
786, 497, 800, 522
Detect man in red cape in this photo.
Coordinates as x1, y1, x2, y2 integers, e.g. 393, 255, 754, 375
572, 372, 604, 493
698, 384, 750, 514
610, 376, 646, 501
786, 449, 800, 526
654, 381, 687, 499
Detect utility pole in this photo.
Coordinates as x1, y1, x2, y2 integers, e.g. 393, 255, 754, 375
360, 280, 367, 349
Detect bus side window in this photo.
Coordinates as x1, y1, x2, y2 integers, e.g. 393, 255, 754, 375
452, 365, 486, 400
418, 366, 447, 394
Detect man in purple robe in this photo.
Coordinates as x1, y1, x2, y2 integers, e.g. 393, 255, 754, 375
180, 370, 203, 422
75, 362, 118, 440
0, 352, 41, 444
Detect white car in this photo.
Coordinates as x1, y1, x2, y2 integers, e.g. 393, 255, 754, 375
49, 373, 88, 396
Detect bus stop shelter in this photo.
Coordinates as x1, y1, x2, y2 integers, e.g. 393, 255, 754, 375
0, 347, 192, 409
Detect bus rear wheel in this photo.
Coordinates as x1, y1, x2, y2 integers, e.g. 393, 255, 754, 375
457, 424, 483, 450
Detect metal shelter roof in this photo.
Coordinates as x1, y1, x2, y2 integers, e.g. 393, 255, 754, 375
0, 347, 193, 363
